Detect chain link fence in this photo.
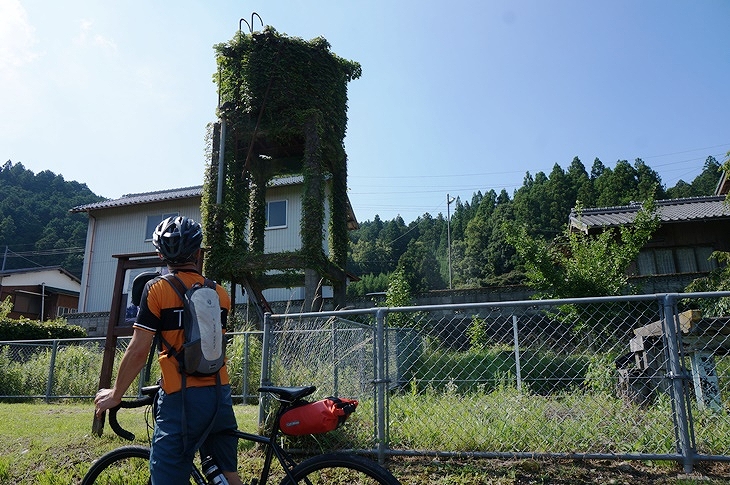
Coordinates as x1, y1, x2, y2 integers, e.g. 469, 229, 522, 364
0, 332, 263, 402
2, 293, 729, 473
261, 292, 730, 472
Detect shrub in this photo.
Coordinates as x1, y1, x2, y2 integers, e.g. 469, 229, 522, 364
0, 317, 86, 340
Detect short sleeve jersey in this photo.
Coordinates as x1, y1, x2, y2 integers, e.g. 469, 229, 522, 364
134, 270, 231, 394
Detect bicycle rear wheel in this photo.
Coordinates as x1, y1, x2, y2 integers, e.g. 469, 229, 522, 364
81, 445, 152, 485
280, 453, 402, 485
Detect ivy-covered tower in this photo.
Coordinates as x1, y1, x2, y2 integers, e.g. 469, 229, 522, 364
202, 26, 361, 314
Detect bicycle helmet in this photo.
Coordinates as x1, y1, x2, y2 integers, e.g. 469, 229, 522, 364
152, 216, 203, 264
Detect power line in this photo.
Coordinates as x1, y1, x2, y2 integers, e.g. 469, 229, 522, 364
3, 247, 84, 257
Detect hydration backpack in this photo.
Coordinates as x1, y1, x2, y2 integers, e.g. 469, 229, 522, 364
160, 273, 226, 376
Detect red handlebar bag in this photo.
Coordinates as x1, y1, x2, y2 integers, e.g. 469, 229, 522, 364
279, 397, 358, 435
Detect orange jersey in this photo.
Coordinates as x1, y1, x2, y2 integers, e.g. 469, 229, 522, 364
134, 270, 231, 394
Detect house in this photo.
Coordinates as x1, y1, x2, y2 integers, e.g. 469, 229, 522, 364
0, 266, 81, 321
70, 176, 357, 319
569, 195, 730, 292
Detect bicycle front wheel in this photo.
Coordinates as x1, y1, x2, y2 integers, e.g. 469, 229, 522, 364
280, 453, 402, 485
81, 445, 151, 485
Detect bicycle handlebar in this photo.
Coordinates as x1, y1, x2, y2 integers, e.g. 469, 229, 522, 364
107, 385, 160, 441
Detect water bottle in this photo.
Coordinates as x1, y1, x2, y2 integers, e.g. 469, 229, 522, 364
201, 456, 230, 485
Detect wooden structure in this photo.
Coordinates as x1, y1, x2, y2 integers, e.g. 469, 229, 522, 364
91, 252, 163, 436
618, 309, 729, 412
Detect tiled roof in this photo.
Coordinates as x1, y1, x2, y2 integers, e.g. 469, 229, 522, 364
70, 186, 203, 213
569, 196, 730, 232
70, 176, 307, 213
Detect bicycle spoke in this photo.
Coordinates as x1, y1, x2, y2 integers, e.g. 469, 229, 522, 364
282, 454, 401, 485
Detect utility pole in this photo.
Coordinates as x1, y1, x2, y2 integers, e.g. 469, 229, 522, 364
447, 194, 456, 289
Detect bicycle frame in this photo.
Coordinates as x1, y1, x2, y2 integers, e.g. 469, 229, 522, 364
105, 384, 318, 484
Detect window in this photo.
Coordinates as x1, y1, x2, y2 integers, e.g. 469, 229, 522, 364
266, 200, 287, 228
145, 213, 178, 241
636, 247, 718, 276
13, 293, 39, 314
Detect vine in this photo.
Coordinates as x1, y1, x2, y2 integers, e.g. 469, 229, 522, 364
203, 26, 360, 306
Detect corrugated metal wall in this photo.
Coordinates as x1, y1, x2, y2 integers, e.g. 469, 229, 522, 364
80, 201, 202, 313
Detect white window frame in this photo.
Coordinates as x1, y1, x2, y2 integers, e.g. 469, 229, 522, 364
266, 200, 287, 229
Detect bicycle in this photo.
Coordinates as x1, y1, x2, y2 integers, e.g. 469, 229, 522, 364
82, 384, 402, 485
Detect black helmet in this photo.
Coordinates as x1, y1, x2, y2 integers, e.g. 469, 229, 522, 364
152, 216, 203, 264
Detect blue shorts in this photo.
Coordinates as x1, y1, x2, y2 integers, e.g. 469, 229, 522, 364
150, 384, 238, 484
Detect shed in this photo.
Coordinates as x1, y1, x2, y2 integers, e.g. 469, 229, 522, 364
0, 266, 81, 321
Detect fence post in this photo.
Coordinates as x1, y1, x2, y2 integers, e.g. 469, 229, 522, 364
45, 340, 59, 402
374, 309, 388, 464
662, 294, 695, 474
512, 315, 522, 393
258, 313, 273, 428
243, 332, 250, 404
332, 323, 339, 397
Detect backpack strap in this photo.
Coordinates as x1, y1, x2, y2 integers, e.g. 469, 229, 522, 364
162, 273, 188, 301
158, 273, 222, 455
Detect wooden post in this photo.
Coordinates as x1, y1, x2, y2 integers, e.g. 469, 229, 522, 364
91, 253, 165, 437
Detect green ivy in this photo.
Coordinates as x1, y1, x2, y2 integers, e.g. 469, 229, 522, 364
203, 26, 360, 305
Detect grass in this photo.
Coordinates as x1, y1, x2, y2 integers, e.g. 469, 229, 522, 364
2, 340, 730, 483
2, 398, 730, 484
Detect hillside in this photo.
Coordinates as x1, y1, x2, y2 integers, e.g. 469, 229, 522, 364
0, 161, 104, 278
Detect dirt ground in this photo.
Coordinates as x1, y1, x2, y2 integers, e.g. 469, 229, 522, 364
387, 457, 730, 484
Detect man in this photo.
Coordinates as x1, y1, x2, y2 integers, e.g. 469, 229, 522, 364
95, 216, 243, 485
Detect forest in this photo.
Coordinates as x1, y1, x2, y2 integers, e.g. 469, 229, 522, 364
0, 156, 722, 292
0, 161, 103, 278
345, 156, 723, 297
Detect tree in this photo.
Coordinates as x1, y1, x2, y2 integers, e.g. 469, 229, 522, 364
397, 239, 444, 293
383, 268, 416, 327
508, 197, 660, 299
0, 161, 102, 277
590, 158, 605, 179
567, 157, 595, 208
634, 158, 666, 200
666, 156, 721, 198
345, 272, 390, 298
462, 190, 498, 284
506, 197, 660, 342
594, 160, 636, 207
683, 153, 730, 314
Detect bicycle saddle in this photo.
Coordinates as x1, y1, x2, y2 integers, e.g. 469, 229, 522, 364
258, 385, 316, 402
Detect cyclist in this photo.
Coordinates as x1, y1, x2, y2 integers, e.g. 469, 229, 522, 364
94, 216, 244, 485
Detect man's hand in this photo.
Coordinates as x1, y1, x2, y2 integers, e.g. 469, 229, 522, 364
94, 388, 121, 416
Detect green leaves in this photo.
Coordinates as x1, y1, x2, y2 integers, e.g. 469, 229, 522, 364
507, 198, 660, 299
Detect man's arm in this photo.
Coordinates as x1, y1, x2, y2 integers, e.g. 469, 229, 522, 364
94, 328, 155, 415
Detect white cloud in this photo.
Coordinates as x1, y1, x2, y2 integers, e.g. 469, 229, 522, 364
73, 18, 117, 54
0, 0, 39, 73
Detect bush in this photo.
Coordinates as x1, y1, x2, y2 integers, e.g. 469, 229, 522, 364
411, 345, 592, 395
0, 347, 24, 396
0, 343, 103, 397
0, 318, 87, 340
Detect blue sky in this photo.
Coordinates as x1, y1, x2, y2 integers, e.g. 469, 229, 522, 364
2, 1, 729, 223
